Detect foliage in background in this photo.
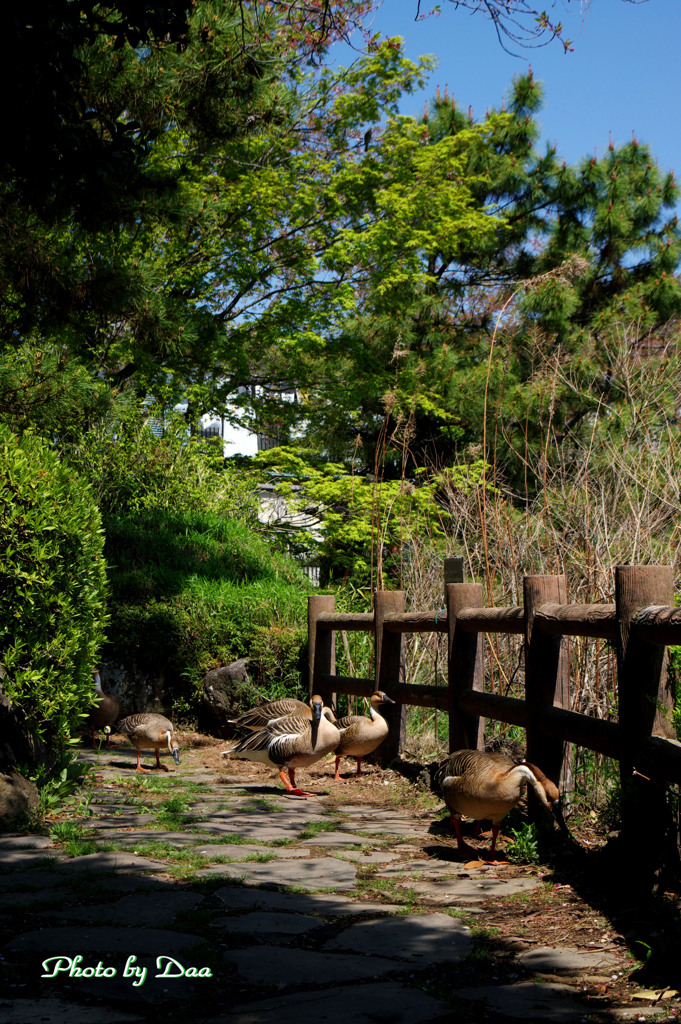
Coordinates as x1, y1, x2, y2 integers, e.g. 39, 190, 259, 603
397, 323, 681, 791
67, 406, 259, 519
259, 74, 681, 488
3, 0, 680, 768
0, 425, 108, 747
234, 445, 489, 589
104, 508, 310, 716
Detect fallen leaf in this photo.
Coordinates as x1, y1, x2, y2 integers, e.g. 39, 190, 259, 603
631, 989, 675, 1002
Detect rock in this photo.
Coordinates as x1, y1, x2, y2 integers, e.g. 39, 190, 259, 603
0, 764, 39, 824
99, 663, 165, 718
200, 659, 252, 737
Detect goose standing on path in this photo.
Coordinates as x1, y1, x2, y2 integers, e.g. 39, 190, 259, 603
333, 691, 394, 780
86, 670, 120, 746
435, 748, 561, 863
226, 696, 340, 797
117, 713, 180, 772
228, 694, 335, 731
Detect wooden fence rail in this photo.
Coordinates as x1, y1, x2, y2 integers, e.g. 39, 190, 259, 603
308, 561, 681, 818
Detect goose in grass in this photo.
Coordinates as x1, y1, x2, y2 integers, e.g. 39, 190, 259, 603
333, 691, 394, 780
117, 713, 180, 772
228, 694, 336, 732
86, 670, 120, 746
434, 748, 562, 863
226, 696, 341, 797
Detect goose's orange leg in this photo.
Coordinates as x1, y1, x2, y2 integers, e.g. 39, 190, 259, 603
451, 815, 480, 859
155, 749, 172, 771
279, 768, 316, 798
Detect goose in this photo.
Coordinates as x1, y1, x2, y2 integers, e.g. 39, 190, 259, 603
333, 691, 394, 780
116, 713, 180, 772
434, 748, 561, 862
226, 696, 341, 797
228, 694, 336, 731
86, 670, 120, 746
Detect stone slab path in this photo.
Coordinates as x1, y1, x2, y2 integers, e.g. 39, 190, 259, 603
0, 743, 669, 1023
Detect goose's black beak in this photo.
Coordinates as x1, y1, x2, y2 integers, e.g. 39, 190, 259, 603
172, 748, 180, 765
551, 799, 570, 836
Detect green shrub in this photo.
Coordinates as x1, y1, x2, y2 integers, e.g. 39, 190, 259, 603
0, 425, 108, 746
68, 408, 259, 521
103, 507, 310, 715
506, 822, 540, 864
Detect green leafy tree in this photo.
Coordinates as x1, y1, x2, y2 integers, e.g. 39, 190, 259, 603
0, 1, 373, 412
235, 445, 488, 588
269, 71, 681, 490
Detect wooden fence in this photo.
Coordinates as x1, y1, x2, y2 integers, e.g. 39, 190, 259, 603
308, 560, 681, 808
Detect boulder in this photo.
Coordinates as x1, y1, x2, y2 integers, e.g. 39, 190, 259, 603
200, 660, 252, 737
98, 664, 165, 719
0, 764, 39, 824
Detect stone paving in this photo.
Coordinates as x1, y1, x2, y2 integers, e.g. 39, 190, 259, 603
0, 743, 668, 1023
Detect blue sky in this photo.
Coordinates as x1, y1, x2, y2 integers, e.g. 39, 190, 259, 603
349, 0, 679, 179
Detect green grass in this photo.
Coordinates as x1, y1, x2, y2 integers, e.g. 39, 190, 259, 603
299, 819, 345, 840
50, 821, 86, 843
104, 509, 311, 717
61, 839, 99, 857
468, 926, 503, 960
237, 797, 281, 813
352, 868, 417, 904
154, 796, 195, 829
111, 839, 209, 871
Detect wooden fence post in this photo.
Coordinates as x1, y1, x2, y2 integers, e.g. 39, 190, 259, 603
374, 590, 406, 765
615, 565, 676, 888
308, 595, 336, 712
616, 565, 675, 765
444, 557, 464, 587
447, 581, 485, 752
524, 575, 572, 800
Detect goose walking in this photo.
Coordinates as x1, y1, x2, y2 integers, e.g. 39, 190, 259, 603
435, 749, 561, 862
333, 691, 394, 780
228, 694, 335, 731
86, 670, 120, 746
117, 713, 180, 772
226, 696, 340, 797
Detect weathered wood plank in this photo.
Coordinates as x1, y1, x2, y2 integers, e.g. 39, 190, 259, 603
540, 706, 619, 760
535, 603, 617, 640
455, 606, 525, 634
383, 611, 448, 633
374, 591, 407, 764
458, 690, 529, 728
525, 575, 572, 795
632, 604, 681, 646
447, 582, 484, 751
308, 595, 336, 710
316, 612, 374, 631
